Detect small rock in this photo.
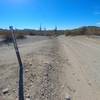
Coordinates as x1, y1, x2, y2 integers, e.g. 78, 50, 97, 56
29, 62, 32, 66
88, 82, 92, 86
2, 88, 9, 94
65, 93, 71, 100
13, 89, 16, 93
26, 98, 30, 100
26, 93, 30, 98
25, 69, 29, 73
30, 82, 33, 86
65, 96, 71, 100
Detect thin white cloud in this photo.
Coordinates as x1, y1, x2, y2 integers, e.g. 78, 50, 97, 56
96, 22, 100, 25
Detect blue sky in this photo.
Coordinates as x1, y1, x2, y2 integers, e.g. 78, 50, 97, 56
0, 0, 100, 29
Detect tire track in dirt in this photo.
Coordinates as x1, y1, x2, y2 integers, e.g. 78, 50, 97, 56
58, 36, 100, 100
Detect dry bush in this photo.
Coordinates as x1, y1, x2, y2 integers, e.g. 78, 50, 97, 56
2, 33, 26, 43
65, 26, 100, 36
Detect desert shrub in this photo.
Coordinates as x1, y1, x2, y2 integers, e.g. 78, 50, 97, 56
70, 27, 87, 36
65, 30, 71, 36
29, 32, 36, 36
3, 35, 12, 43
2, 33, 26, 43
16, 34, 26, 39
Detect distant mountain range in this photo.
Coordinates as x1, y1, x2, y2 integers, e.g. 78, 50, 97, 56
0, 26, 100, 36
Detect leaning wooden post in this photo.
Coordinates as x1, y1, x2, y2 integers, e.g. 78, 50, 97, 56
9, 26, 24, 100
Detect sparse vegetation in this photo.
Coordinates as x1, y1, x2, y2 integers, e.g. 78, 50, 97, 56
2, 33, 26, 43
0, 26, 100, 44
65, 26, 100, 36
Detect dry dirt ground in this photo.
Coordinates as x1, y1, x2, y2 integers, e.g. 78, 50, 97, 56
0, 35, 100, 100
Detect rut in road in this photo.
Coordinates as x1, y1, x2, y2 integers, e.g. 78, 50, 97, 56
24, 37, 65, 100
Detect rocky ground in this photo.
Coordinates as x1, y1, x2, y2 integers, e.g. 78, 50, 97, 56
0, 35, 100, 100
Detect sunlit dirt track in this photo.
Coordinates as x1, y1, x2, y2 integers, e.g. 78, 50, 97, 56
0, 35, 100, 100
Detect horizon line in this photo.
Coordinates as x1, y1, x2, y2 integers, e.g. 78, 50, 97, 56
0, 25, 100, 30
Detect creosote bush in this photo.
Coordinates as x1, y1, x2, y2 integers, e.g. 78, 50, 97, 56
3, 34, 26, 43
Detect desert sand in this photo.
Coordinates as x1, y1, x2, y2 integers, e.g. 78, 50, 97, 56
0, 35, 100, 100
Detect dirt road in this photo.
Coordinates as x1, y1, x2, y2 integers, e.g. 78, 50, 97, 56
0, 35, 100, 100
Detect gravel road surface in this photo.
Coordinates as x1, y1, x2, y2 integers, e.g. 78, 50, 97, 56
0, 35, 100, 100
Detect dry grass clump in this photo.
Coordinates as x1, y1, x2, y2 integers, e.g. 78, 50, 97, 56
65, 26, 100, 36
2, 33, 26, 43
